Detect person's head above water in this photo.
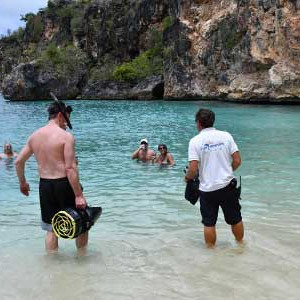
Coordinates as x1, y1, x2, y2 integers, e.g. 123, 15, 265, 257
158, 144, 168, 153
140, 138, 148, 145
140, 138, 148, 150
4, 143, 13, 154
47, 101, 73, 129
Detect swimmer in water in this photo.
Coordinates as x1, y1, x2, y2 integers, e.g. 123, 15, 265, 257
0, 143, 18, 159
131, 139, 156, 162
155, 144, 175, 166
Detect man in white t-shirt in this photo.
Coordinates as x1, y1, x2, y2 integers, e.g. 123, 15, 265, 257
185, 108, 244, 247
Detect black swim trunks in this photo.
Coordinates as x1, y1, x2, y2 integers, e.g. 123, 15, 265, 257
199, 183, 242, 227
39, 177, 75, 231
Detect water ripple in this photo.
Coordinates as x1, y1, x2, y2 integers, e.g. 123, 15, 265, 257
1, 97, 300, 298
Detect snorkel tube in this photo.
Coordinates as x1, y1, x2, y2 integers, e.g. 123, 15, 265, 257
50, 92, 73, 130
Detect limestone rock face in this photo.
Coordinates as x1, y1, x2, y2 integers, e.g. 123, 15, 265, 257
81, 75, 164, 100
81, 80, 134, 100
129, 76, 164, 100
2, 61, 86, 100
164, 0, 300, 101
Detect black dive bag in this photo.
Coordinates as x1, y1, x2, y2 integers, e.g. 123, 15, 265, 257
185, 178, 200, 205
52, 206, 102, 239
184, 167, 200, 205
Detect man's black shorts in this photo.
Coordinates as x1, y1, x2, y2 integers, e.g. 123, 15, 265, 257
39, 177, 75, 231
199, 184, 242, 227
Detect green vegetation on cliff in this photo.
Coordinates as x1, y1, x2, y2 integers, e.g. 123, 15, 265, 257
0, 0, 178, 98
38, 44, 87, 77
22, 13, 43, 42
113, 28, 163, 81
113, 47, 163, 81
162, 16, 174, 31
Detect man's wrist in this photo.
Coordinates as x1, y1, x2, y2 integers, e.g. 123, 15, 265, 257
19, 178, 27, 185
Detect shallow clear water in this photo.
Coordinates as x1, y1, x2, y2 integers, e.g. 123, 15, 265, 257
0, 95, 300, 299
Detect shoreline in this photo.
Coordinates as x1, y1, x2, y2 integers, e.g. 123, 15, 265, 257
2, 95, 300, 105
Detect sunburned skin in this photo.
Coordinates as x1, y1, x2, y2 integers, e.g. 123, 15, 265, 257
132, 142, 156, 162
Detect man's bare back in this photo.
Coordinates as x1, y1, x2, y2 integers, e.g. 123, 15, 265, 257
29, 123, 73, 179
16, 118, 84, 205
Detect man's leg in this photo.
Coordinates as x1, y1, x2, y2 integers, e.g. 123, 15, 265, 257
221, 187, 244, 243
45, 231, 58, 252
76, 232, 88, 249
200, 190, 219, 248
231, 221, 244, 242
204, 226, 216, 247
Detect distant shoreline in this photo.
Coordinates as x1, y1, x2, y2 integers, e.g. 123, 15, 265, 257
1, 94, 300, 105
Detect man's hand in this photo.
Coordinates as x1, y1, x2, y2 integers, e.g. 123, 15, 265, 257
75, 195, 87, 210
184, 160, 199, 182
184, 176, 191, 183
15, 143, 33, 196
232, 151, 241, 171
20, 182, 30, 196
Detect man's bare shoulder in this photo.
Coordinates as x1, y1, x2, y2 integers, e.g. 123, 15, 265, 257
27, 125, 47, 143
33, 125, 72, 136
29, 125, 48, 136
57, 129, 75, 146
28, 125, 73, 145
65, 131, 74, 144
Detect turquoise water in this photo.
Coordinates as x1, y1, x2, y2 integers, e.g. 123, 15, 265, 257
0, 95, 300, 299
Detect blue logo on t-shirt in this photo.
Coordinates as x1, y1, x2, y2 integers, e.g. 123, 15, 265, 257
201, 143, 225, 152
203, 144, 210, 151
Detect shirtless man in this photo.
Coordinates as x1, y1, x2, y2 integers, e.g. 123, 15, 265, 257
131, 139, 156, 162
0, 143, 18, 159
15, 101, 87, 252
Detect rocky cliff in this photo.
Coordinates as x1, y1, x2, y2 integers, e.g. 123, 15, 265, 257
164, 0, 300, 102
1, 0, 300, 102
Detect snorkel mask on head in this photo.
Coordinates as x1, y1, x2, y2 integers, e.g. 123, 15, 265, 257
50, 92, 73, 129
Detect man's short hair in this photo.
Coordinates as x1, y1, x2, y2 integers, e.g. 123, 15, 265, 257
47, 101, 72, 120
195, 108, 215, 128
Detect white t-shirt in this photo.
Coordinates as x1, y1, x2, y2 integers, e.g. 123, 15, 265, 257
188, 127, 239, 192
